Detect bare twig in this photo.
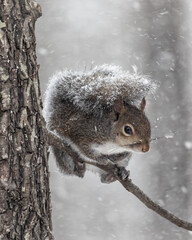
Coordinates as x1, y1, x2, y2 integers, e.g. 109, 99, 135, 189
45, 129, 192, 231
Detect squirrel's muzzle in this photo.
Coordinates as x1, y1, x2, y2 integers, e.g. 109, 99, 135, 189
141, 141, 150, 152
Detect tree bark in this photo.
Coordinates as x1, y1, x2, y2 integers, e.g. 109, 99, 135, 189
0, 1, 53, 239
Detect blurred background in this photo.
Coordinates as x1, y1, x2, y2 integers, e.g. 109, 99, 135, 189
36, 0, 192, 239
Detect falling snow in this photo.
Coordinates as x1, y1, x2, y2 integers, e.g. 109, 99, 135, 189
43, 64, 156, 120
37, 0, 192, 239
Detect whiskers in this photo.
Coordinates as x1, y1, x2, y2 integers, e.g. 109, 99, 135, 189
150, 133, 175, 143
123, 140, 142, 147
123, 132, 176, 147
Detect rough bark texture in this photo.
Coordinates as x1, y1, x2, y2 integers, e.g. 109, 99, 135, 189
0, 0, 53, 239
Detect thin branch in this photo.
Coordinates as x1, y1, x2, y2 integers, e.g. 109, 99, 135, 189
45, 129, 192, 231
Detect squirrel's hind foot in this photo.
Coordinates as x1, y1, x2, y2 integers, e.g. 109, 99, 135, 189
100, 173, 117, 184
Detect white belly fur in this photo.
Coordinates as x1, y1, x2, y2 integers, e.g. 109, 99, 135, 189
91, 141, 129, 155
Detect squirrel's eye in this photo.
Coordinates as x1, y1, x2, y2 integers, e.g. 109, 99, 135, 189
124, 125, 133, 136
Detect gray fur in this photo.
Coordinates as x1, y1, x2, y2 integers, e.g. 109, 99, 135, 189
43, 65, 154, 183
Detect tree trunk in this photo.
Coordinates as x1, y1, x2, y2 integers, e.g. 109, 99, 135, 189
0, 0, 53, 239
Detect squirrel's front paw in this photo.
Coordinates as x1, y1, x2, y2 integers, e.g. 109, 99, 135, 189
100, 166, 129, 183
115, 166, 130, 180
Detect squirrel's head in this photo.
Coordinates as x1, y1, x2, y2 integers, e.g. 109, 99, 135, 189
111, 98, 151, 153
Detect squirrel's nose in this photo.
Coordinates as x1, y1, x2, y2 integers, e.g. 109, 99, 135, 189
142, 143, 150, 152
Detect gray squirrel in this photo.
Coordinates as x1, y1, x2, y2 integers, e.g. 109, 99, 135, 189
43, 65, 156, 183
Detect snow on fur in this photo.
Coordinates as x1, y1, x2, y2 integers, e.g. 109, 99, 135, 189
43, 65, 156, 121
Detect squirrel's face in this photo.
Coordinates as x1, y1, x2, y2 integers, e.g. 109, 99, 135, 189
111, 99, 151, 153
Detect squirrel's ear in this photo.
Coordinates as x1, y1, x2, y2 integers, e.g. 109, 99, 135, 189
112, 99, 125, 121
140, 97, 146, 112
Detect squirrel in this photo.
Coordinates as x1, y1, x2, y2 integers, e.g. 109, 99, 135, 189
43, 65, 156, 183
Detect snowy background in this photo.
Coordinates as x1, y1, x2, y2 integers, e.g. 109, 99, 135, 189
36, 0, 192, 239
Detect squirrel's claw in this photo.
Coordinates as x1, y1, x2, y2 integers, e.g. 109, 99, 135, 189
115, 166, 130, 180
100, 166, 129, 184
